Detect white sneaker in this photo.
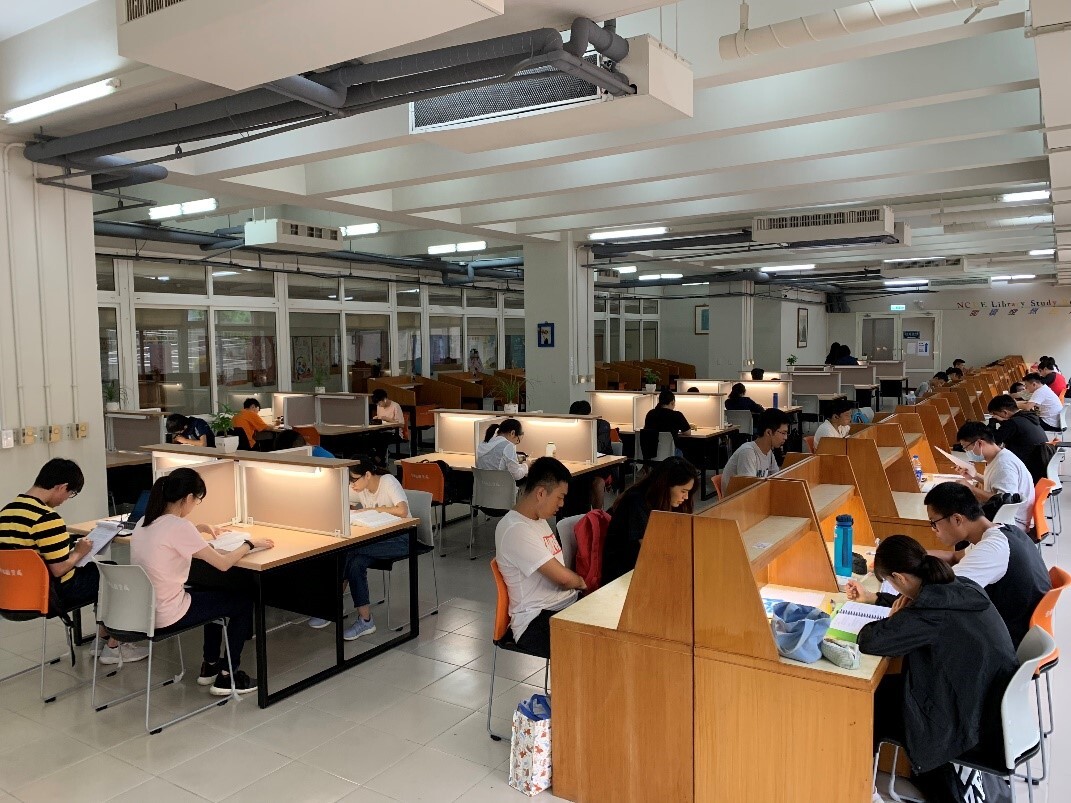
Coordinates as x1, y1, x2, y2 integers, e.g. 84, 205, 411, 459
98, 642, 150, 665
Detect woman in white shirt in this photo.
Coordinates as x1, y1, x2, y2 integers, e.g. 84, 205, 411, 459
311, 456, 410, 639
476, 418, 528, 481
130, 468, 274, 696
813, 398, 855, 447
368, 388, 405, 461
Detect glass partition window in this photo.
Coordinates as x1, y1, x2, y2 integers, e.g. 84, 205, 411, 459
430, 315, 462, 374
215, 310, 279, 407
287, 273, 340, 301
624, 299, 641, 314
594, 295, 607, 313
396, 283, 421, 307
289, 312, 342, 392
212, 267, 274, 297
466, 288, 497, 309
135, 307, 209, 414
642, 320, 658, 359
609, 317, 621, 360
98, 307, 119, 397
96, 256, 116, 292
624, 320, 641, 359
344, 277, 389, 304
642, 299, 658, 315
504, 317, 525, 369
609, 296, 621, 314
428, 285, 463, 307
346, 313, 389, 391
466, 317, 497, 371
397, 311, 422, 376
133, 261, 207, 295
593, 318, 607, 363
504, 292, 524, 310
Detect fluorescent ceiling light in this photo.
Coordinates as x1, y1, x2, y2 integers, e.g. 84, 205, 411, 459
2, 78, 120, 124
212, 271, 238, 278
683, 281, 709, 286
340, 223, 380, 237
614, 265, 637, 274
883, 279, 928, 286
1011, 274, 1036, 280
399, 288, 420, 293
148, 198, 218, 220
456, 241, 486, 252
588, 226, 668, 240
660, 273, 683, 279
328, 295, 337, 299
1029, 249, 1055, 257
763, 265, 815, 273
427, 244, 456, 255
883, 257, 944, 264
637, 274, 661, 281
990, 275, 1011, 281
156, 276, 170, 282
344, 296, 354, 301
1001, 190, 1050, 203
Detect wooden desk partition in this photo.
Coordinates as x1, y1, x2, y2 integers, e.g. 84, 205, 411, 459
778, 453, 875, 546
367, 378, 418, 406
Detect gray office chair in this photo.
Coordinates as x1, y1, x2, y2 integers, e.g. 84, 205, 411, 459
555, 514, 583, 571
725, 410, 754, 440
470, 469, 518, 560
1046, 450, 1062, 537
792, 395, 821, 433
637, 429, 675, 464
370, 489, 440, 632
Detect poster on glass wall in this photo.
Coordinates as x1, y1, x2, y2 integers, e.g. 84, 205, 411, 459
292, 336, 312, 381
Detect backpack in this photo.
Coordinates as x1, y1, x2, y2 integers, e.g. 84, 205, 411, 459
573, 509, 611, 594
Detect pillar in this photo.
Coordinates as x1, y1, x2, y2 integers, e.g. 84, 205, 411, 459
705, 281, 755, 375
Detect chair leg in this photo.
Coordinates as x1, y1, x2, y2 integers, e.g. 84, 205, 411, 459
543, 660, 549, 697
1043, 671, 1054, 738
39, 618, 87, 704
145, 621, 237, 735
1035, 676, 1048, 782
487, 645, 503, 741
383, 572, 393, 632
371, 572, 387, 607
392, 552, 441, 633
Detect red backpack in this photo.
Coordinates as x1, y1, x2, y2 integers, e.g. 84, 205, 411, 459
573, 509, 611, 594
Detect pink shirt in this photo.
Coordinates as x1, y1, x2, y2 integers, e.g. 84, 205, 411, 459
130, 514, 208, 628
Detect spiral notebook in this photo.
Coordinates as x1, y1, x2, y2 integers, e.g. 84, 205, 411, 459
827, 601, 890, 643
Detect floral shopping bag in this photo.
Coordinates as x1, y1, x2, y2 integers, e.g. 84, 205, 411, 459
508, 694, 552, 796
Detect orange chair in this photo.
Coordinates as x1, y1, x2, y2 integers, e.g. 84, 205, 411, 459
1031, 478, 1058, 545
0, 550, 86, 703
292, 425, 320, 447
804, 436, 816, 454
401, 461, 447, 552
1026, 565, 1069, 781
487, 559, 549, 742
712, 473, 724, 500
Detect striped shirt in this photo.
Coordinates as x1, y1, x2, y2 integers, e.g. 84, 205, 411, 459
0, 494, 74, 583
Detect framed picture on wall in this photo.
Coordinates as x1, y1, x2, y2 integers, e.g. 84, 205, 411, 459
694, 305, 710, 334
797, 307, 809, 348
537, 322, 555, 348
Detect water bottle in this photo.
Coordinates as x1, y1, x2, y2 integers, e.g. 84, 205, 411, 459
906, 390, 916, 405
834, 514, 854, 580
912, 454, 924, 489
772, 392, 779, 409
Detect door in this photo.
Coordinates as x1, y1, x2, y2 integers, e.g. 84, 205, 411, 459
859, 316, 897, 361
900, 313, 940, 390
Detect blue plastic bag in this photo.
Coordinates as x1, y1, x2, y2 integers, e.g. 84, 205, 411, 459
769, 602, 830, 664
517, 693, 551, 722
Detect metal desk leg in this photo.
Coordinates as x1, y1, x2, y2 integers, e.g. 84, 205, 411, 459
254, 575, 268, 709
408, 526, 419, 635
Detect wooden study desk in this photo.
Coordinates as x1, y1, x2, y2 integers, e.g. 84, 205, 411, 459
105, 450, 152, 469
396, 451, 625, 478
777, 453, 877, 546
70, 513, 420, 709
617, 424, 738, 500
315, 421, 400, 456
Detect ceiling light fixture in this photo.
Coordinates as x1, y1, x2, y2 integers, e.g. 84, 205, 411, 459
340, 223, 380, 237
882, 257, 945, 264
456, 241, 486, 253
148, 198, 218, 220
637, 274, 661, 281
883, 279, 929, 287
683, 281, 709, 286
1011, 274, 1036, 280
990, 275, 1011, 281
588, 226, 669, 240
427, 244, 456, 255
660, 273, 683, 280
1001, 190, 1050, 203
212, 271, 238, 277
614, 265, 637, 274
1029, 249, 1055, 257
763, 265, 816, 273
2, 78, 121, 124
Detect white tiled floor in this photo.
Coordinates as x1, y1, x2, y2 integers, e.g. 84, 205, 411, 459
1, 489, 1068, 802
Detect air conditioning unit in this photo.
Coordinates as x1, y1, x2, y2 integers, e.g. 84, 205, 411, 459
413, 35, 692, 153
752, 206, 895, 244
244, 219, 341, 253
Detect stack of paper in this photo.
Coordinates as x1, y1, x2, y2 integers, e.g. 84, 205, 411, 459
350, 510, 401, 528
210, 531, 265, 554
76, 521, 125, 567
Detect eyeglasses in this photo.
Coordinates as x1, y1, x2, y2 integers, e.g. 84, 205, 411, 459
67, 490, 79, 498
775, 428, 789, 436
928, 515, 950, 530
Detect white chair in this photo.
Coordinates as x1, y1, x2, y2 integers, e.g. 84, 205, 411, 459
556, 514, 583, 571
1045, 450, 1062, 537
993, 504, 1022, 527
371, 490, 440, 632
92, 563, 238, 735
725, 410, 754, 440
793, 395, 820, 433
470, 469, 518, 560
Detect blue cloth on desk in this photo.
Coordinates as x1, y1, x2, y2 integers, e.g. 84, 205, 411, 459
770, 602, 830, 663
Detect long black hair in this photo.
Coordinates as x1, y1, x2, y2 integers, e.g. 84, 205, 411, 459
873, 534, 955, 586
610, 456, 699, 515
143, 468, 207, 527
348, 454, 387, 479
484, 418, 522, 443
728, 382, 747, 399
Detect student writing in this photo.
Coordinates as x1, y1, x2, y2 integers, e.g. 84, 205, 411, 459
812, 397, 854, 447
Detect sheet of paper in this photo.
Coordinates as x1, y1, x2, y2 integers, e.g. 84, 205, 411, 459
828, 601, 891, 643
210, 530, 265, 554
935, 447, 972, 471
77, 521, 124, 566
350, 510, 402, 528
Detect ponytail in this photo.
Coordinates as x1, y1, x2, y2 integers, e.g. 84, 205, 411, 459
142, 468, 207, 527
485, 418, 522, 443
873, 534, 954, 587
483, 424, 501, 443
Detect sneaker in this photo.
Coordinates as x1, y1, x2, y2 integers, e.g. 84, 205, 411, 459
98, 642, 150, 665
210, 670, 257, 696
343, 616, 376, 641
307, 617, 331, 629
198, 660, 222, 686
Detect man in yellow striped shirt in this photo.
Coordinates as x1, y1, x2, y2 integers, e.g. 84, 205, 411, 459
0, 459, 147, 665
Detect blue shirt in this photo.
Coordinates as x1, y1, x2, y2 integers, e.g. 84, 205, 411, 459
183, 417, 215, 447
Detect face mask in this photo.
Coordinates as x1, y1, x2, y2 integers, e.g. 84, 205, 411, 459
837, 425, 851, 436
967, 449, 986, 463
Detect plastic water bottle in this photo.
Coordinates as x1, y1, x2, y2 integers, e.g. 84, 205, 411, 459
772, 392, 779, 409
906, 390, 916, 405
834, 515, 854, 580
912, 454, 924, 489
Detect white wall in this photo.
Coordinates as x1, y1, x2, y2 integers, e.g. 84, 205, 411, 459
0, 144, 108, 520
658, 285, 711, 370
778, 292, 828, 367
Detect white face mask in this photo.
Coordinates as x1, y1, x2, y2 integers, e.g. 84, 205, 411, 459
837, 424, 851, 436
967, 449, 986, 463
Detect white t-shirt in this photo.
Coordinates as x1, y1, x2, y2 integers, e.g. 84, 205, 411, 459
130, 514, 208, 628
494, 510, 577, 641
983, 448, 1035, 527
352, 473, 408, 512
721, 441, 779, 488
476, 435, 528, 480
813, 420, 848, 446
1028, 383, 1062, 428
953, 526, 1011, 587
374, 400, 404, 425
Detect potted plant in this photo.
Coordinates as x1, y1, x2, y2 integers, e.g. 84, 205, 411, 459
496, 375, 523, 414
210, 403, 239, 453
642, 368, 660, 393
312, 367, 328, 395
102, 382, 127, 412
786, 354, 798, 370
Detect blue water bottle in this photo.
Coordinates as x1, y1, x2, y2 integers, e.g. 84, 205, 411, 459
834, 514, 854, 580
772, 391, 779, 409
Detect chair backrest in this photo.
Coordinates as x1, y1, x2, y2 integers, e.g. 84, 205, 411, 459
472, 468, 518, 510
292, 425, 320, 446
1032, 477, 1056, 538
95, 562, 157, 639
404, 489, 435, 548
401, 461, 446, 504
489, 558, 512, 642
0, 550, 50, 618
712, 473, 724, 500
556, 514, 583, 570
725, 410, 754, 436
1046, 448, 1062, 491
1029, 565, 1068, 666
804, 436, 815, 454
1005, 626, 1056, 768
638, 429, 674, 461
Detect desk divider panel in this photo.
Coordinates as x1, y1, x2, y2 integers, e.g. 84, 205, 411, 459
434, 410, 495, 454
241, 461, 349, 535
675, 379, 724, 394
819, 436, 898, 518
777, 454, 876, 545
316, 394, 370, 426
107, 412, 166, 452
833, 365, 878, 387
739, 371, 782, 380
367, 378, 419, 406
586, 390, 644, 430
872, 360, 906, 379
788, 372, 840, 396
273, 393, 316, 427
617, 511, 694, 644
473, 415, 597, 463
671, 393, 726, 429
152, 456, 239, 528
734, 380, 792, 409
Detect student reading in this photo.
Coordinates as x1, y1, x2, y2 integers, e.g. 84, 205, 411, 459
494, 457, 586, 657
642, 389, 691, 445
369, 388, 405, 459
232, 398, 283, 450
165, 413, 215, 447
812, 397, 854, 446
600, 456, 699, 585
720, 408, 790, 488
1018, 372, 1063, 430
476, 418, 528, 481
848, 534, 1016, 803
724, 383, 763, 414
986, 394, 1052, 482
131, 468, 273, 695
954, 421, 1034, 527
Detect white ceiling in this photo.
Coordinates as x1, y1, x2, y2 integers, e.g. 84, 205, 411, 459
0, 0, 1062, 292
0, 0, 98, 42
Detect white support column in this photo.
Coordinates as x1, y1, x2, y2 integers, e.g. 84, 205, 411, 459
705, 281, 755, 374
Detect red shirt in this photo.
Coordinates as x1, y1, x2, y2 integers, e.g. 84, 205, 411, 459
1047, 372, 1067, 398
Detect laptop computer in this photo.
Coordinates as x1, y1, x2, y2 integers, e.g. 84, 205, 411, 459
117, 490, 150, 531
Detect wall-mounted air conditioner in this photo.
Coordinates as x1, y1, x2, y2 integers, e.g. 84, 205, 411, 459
244, 219, 341, 253
752, 206, 895, 244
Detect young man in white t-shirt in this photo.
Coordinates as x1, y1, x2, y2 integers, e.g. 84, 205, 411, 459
813, 398, 854, 447
1018, 373, 1063, 430
955, 422, 1035, 527
495, 457, 586, 656
719, 408, 790, 491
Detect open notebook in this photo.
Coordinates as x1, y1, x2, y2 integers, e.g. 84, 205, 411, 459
209, 531, 267, 554
350, 510, 402, 528
827, 601, 890, 643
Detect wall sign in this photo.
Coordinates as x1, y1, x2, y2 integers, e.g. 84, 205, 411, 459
537, 322, 555, 348
903, 330, 921, 339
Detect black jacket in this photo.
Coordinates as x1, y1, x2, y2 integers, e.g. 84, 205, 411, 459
600, 491, 651, 585
990, 411, 1053, 482
643, 406, 690, 435
858, 579, 1017, 774
725, 396, 763, 414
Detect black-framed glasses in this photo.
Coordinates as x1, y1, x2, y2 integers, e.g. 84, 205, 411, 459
929, 515, 950, 530
67, 490, 79, 498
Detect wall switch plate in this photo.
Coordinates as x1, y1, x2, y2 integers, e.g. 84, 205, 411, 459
76, 422, 88, 439
1, 430, 13, 449
20, 427, 36, 446
47, 425, 62, 443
